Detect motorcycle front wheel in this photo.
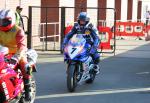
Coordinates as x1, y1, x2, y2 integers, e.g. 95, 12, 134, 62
67, 64, 78, 92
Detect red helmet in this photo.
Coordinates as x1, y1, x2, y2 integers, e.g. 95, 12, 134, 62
0, 9, 16, 31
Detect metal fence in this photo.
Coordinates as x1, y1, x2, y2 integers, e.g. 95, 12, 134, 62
27, 6, 116, 54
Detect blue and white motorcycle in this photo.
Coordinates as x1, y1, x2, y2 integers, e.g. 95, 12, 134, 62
64, 34, 97, 92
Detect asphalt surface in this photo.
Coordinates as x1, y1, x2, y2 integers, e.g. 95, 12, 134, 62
33, 41, 150, 103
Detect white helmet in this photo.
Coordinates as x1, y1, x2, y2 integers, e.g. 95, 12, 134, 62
0, 9, 16, 31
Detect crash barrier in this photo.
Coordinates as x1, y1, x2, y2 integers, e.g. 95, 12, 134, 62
65, 25, 73, 35
116, 22, 145, 37
98, 26, 113, 50
65, 25, 113, 50
39, 22, 60, 51
64, 21, 150, 52
65, 22, 150, 50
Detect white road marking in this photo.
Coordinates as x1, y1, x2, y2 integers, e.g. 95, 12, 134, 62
36, 87, 150, 99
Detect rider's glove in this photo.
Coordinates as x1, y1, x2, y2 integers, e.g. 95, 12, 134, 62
10, 54, 19, 64
62, 42, 67, 52
15, 50, 26, 60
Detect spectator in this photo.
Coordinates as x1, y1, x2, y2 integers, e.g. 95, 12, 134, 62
145, 10, 150, 26
15, 6, 24, 30
145, 34, 150, 41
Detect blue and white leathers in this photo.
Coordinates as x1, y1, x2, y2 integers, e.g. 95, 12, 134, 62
63, 23, 100, 63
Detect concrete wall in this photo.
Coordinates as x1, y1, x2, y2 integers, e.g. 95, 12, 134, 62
0, 0, 41, 47
59, 0, 75, 25
0, 0, 6, 9
121, 0, 128, 21
0, 0, 40, 16
87, 0, 98, 26
132, 0, 138, 21
106, 0, 115, 26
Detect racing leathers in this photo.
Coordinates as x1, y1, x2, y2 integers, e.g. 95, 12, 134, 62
0, 25, 32, 100
63, 23, 100, 69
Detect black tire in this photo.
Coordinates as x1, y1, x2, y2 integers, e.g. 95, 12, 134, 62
86, 69, 96, 84
67, 64, 77, 92
19, 97, 26, 103
0, 92, 5, 103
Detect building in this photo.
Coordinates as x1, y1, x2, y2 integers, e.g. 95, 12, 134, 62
0, 0, 150, 49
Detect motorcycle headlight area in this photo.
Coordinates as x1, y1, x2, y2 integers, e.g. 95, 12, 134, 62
67, 45, 84, 59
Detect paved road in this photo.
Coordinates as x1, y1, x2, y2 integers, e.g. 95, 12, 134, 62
33, 41, 150, 103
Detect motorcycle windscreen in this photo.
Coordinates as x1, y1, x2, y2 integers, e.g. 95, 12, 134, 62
66, 34, 86, 59
0, 46, 9, 55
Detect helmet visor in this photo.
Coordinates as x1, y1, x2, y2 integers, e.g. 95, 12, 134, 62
79, 20, 86, 25
0, 18, 12, 27
78, 16, 86, 21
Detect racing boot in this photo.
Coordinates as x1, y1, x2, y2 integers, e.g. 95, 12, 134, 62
93, 64, 100, 74
93, 58, 100, 74
24, 78, 32, 101
24, 66, 32, 101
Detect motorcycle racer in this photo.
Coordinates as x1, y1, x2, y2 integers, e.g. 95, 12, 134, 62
63, 12, 100, 74
0, 9, 32, 101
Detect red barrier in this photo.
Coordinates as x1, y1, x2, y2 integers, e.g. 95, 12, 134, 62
65, 25, 113, 50
116, 22, 144, 37
65, 25, 73, 35
98, 26, 113, 50
145, 25, 150, 33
